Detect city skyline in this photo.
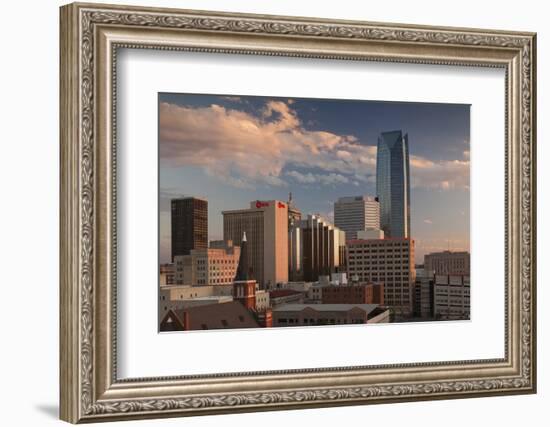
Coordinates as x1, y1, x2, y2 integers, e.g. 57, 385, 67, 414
159, 93, 470, 264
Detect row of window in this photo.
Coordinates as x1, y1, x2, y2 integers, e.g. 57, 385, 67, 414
348, 244, 410, 250
277, 318, 365, 325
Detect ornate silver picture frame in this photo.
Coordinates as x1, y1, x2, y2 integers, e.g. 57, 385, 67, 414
60, 2, 536, 423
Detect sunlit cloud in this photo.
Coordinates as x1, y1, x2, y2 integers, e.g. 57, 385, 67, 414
410, 155, 470, 191
160, 101, 469, 191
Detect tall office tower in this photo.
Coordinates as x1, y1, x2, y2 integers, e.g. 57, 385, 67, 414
287, 192, 302, 227
376, 130, 411, 238
287, 192, 302, 281
223, 200, 288, 289
334, 195, 380, 241
424, 251, 470, 276
289, 214, 346, 282
347, 237, 415, 317
170, 197, 208, 261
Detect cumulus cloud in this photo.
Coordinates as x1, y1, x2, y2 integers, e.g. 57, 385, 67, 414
160, 100, 469, 191
160, 100, 374, 188
286, 170, 350, 186
410, 155, 470, 191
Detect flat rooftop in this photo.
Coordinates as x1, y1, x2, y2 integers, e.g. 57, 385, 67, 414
273, 304, 380, 313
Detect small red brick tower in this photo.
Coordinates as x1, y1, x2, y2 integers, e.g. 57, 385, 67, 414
233, 232, 257, 311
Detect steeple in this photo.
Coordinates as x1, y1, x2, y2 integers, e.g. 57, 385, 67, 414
235, 231, 252, 281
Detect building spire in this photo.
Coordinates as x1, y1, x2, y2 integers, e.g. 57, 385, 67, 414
235, 231, 252, 281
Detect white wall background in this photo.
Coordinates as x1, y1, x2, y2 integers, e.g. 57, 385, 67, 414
0, 0, 545, 426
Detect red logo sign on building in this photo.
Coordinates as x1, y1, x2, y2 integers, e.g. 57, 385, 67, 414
255, 201, 269, 209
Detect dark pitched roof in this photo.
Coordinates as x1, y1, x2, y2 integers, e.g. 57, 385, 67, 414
172, 301, 259, 331
235, 232, 253, 281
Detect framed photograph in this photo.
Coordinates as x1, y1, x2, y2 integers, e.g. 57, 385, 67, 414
60, 2, 537, 423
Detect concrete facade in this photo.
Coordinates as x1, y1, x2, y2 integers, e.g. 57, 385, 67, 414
334, 195, 380, 240
434, 274, 470, 320
174, 241, 240, 286
159, 263, 175, 286
223, 200, 289, 288
289, 214, 346, 282
413, 276, 435, 319
424, 251, 470, 276
347, 237, 415, 316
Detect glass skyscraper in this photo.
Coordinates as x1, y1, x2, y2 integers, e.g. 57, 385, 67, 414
376, 130, 410, 238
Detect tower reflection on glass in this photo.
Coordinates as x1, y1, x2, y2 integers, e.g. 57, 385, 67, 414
376, 130, 411, 238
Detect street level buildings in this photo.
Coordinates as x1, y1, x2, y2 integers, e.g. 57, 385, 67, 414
159, 263, 175, 286
424, 251, 470, 276
160, 301, 260, 332
347, 237, 415, 316
321, 283, 384, 305
269, 289, 304, 306
289, 214, 346, 282
158, 285, 234, 323
170, 197, 208, 261
223, 200, 289, 289
434, 274, 470, 320
173, 240, 240, 286
376, 130, 411, 238
272, 304, 390, 327
334, 195, 380, 240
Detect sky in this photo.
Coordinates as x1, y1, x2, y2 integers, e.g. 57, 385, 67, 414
159, 93, 470, 264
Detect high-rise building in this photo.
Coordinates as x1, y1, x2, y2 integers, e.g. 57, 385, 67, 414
173, 240, 240, 286
170, 197, 208, 261
376, 130, 411, 238
424, 251, 470, 276
289, 214, 346, 282
334, 195, 380, 240
287, 192, 302, 227
223, 200, 288, 289
347, 237, 415, 317
287, 192, 302, 281
413, 276, 435, 319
